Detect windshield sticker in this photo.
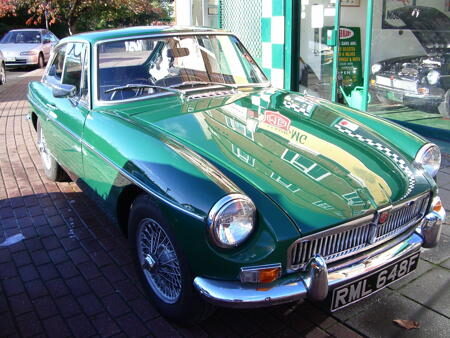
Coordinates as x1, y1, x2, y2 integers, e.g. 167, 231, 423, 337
283, 95, 315, 118
263, 111, 291, 131
338, 119, 359, 132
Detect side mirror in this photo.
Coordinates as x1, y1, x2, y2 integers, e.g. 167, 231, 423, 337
52, 83, 77, 98
43, 38, 51, 44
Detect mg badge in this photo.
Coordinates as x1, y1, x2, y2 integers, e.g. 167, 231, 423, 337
367, 210, 390, 244
378, 211, 390, 224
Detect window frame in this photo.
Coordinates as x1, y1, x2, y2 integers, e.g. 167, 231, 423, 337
43, 40, 91, 109
92, 32, 270, 107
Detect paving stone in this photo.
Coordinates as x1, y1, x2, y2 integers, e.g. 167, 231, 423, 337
65, 275, 91, 297
421, 234, 450, 264
326, 323, 363, 338
345, 291, 450, 338
78, 293, 104, 316
2, 276, 25, 296
42, 316, 72, 338
32, 296, 58, 319
55, 295, 82, 318
116, 313, 150, 337
399, 267, 450, 317
91, 313, 121, 337
67, 314, 97, 337
102, 293, 130, 318
441, 258, 450, 269
25, 279, 49, 299
45, 278, 70, 298
16, 311, 43, 337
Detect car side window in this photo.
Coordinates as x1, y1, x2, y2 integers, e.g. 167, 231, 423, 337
62, 43, 84, 95
46, 45, 67, 84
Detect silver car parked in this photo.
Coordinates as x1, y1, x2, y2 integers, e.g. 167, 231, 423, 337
0, 29, 58, 68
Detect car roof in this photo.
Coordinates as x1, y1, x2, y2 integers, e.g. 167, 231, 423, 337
9, 29, 45, 32
61, 26, 226, 45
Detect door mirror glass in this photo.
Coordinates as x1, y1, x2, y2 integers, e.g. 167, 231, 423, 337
52, 83, 77, 98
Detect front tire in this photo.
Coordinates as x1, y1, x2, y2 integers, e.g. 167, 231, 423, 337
37, 53, 45, 69
36, 120, 66, 181
129, 194, 215, 324
0, 63, 6, 85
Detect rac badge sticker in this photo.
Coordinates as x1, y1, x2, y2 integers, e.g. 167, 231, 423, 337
263, 111, 291, 131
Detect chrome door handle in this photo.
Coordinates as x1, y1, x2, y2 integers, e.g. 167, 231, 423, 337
46, 110, 58, 121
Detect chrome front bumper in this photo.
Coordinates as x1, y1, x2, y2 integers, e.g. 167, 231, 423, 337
193, 209, 445, 308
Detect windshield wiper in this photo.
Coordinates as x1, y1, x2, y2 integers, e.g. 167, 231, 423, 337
105, 84, 186, 97
169, 81, 238, 90
170, 81, 270, 91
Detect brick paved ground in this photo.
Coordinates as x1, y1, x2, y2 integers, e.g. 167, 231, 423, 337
0, 70, 448, 338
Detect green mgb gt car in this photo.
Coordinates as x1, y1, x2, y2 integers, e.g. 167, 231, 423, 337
27, 26, 446, 323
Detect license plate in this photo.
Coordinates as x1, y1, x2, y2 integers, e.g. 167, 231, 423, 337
330, 252, 420, 311
6, 57, 15, 62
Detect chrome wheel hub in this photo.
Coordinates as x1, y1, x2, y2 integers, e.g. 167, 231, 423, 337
38, 130, 52, 170
137, 218, 182, 304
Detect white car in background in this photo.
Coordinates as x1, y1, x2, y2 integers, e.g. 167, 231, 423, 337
0, 29, 58, 69
0, 50, 6, 85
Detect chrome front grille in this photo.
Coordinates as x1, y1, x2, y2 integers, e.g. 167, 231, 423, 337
288, 193, 430, 271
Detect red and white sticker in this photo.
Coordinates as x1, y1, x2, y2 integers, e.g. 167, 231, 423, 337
263, 111, 291, 131
338, 119, 359, 132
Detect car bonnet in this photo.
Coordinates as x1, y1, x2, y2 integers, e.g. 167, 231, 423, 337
120, 89, 431, 235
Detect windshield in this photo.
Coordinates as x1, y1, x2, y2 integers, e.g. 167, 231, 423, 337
0, 31, 42, 44
98, 34, 268, 101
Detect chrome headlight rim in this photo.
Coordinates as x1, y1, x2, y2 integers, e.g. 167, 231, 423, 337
207, 193, 256, 249
415, 143, 441, 178
426, 70, 440, 85
371, 63, 382, 74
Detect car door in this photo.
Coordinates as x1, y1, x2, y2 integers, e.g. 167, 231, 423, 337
41, 41, 90, 178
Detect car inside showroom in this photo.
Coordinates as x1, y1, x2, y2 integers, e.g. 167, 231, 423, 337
175, 0, 450, 142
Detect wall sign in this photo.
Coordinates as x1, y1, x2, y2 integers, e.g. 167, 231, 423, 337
338, 26, 362, 94
341, 0, 360, 7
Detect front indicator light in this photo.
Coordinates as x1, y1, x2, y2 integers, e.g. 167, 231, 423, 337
433, 199, 443, 213
418, 87, 430, 94
240, 264, 281, 284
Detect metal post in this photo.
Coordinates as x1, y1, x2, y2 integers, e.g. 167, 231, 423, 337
218, 0, 222, 29
361, 0, 374, 112
331, 0, 341, 102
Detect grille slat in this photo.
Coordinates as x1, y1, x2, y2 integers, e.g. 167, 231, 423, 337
289, 194, 429, 270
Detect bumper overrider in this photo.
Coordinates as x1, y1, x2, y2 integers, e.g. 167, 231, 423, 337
193, 197, 445, 309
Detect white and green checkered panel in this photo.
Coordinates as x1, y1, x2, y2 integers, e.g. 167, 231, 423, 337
221, 0, 263, 63
261, 0, 285, 88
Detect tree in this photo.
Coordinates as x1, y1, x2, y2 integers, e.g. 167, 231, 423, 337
0, 0, 171, 35
0, 0, 16, 17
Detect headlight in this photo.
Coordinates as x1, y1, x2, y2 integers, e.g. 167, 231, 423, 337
427, 70, 440, 85
371, 63, 382, 74
20, 50, 38, 55
208, 194, 256, 248
415, 143, 441, 178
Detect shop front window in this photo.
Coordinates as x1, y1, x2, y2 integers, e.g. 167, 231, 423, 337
299, 0, 339, 101
369, 1, 450, 129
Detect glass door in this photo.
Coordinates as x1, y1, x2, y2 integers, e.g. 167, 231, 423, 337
299, 0, 340, 101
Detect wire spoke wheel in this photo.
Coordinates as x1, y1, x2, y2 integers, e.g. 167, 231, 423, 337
38, 128, 52, 171
137, 218, 182, 304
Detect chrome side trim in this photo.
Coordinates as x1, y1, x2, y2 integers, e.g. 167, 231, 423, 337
193, 231, 423, 308
80, 140, 205, 221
